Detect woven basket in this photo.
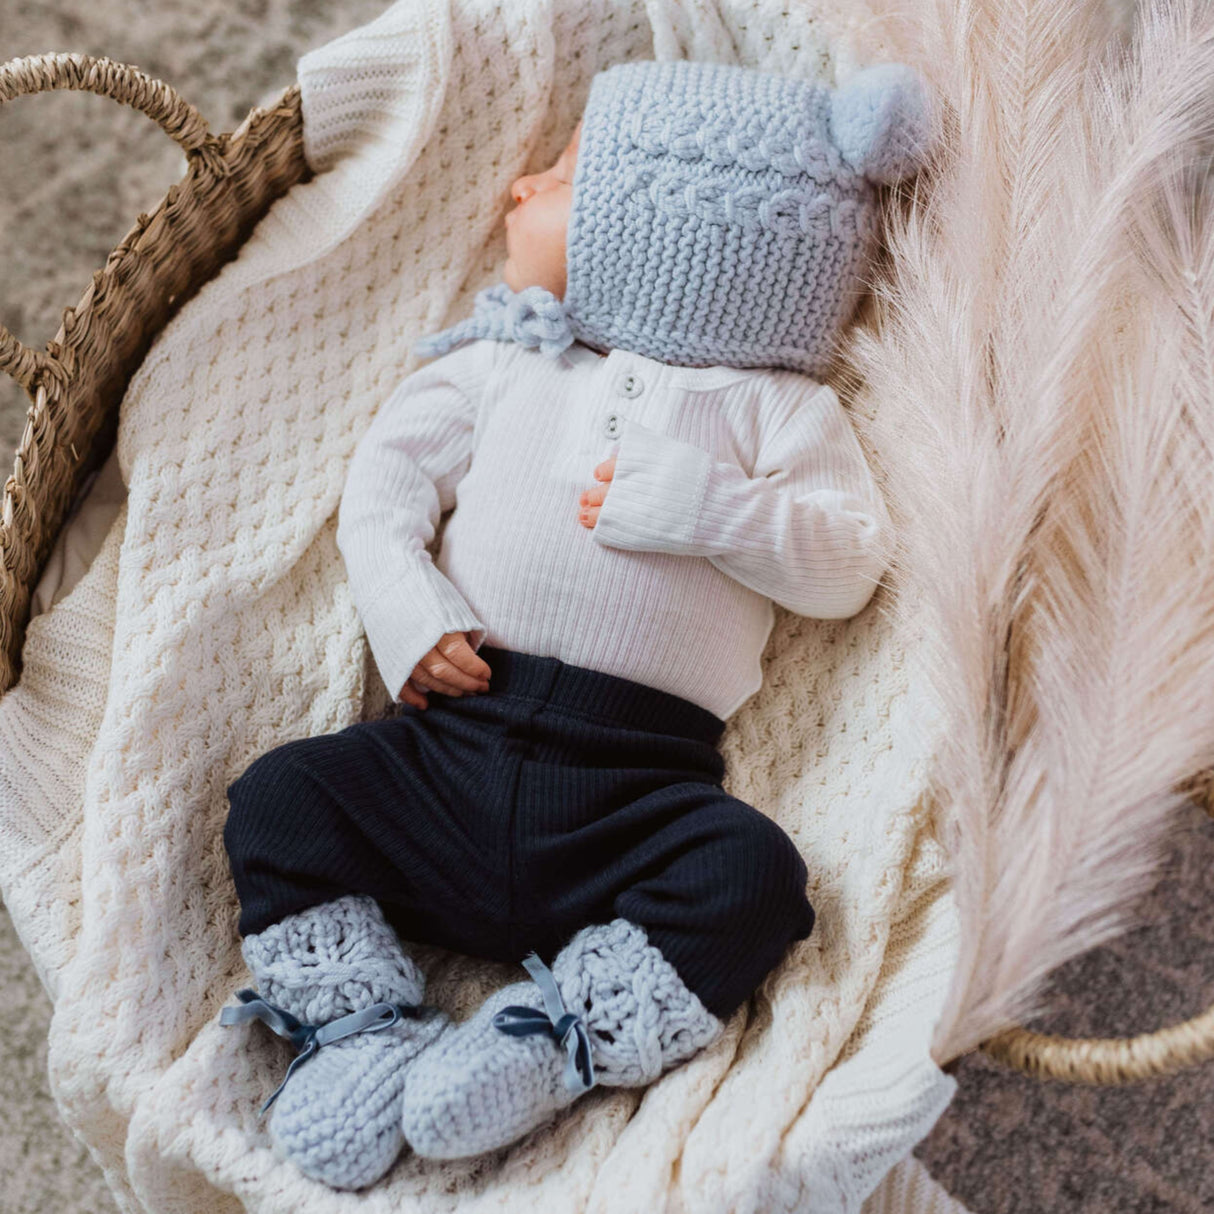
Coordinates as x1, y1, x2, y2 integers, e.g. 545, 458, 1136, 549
1, 52, 1211, 1087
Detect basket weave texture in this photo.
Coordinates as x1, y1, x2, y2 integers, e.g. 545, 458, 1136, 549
0, 51, 1209, 1089
0, 54, 309, 694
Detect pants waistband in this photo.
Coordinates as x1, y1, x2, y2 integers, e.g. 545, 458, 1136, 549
474, 646, 726, 746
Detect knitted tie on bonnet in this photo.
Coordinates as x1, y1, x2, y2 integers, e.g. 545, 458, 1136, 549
412, 281, 574, 361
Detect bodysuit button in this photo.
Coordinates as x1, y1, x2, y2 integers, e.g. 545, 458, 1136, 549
616, 372, 644, 398
604, 412, 621, 438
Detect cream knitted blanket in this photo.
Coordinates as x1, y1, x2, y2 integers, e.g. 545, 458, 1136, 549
0, 1, 963, 1210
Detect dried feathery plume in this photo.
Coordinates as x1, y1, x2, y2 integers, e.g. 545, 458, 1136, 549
839, 0, 1214, 1063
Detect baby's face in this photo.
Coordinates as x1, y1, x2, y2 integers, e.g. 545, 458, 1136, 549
502, 121, 581, 299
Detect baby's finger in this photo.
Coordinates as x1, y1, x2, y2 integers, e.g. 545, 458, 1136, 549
409, 666, 439, 692
593, 456, 616, 481
579, 505, 600, 528
579, 483, 608, 507
422, 649, 486, 693
439, 633, 492, 683
410, 665, 461, 696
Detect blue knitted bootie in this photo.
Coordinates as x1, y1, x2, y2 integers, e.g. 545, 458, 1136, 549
228, 895, 450, 1190
400, 918, 723, 1159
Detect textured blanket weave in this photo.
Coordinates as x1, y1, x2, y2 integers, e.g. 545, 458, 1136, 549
0, 1, 961, 1211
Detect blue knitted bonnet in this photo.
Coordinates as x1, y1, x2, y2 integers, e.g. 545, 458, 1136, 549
414, 58, 932, 373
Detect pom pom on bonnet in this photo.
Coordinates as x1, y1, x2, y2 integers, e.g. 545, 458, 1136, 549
415, 57, 933, 374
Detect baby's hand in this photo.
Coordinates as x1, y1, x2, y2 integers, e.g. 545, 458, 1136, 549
401, 630, 490, 709
577, 456, 615, 528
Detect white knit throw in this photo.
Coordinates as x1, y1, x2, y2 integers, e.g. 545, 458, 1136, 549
0, 1, 964, 1211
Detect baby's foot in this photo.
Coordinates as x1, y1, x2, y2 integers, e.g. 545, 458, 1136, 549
401, 918, 724, 1159
228, 894, 449, 1189
268, 1003, 450, 1189
400, 973, 583, 1159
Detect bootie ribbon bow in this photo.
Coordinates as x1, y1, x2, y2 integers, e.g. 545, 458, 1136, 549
220, 988, 434, 1115
492, 951, 597, 1093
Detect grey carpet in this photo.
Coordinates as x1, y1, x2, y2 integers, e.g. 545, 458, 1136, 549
916, 804, 1214, 1214
1, 3, 1211, 1212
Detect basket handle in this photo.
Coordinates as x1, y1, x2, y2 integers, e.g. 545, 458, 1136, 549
979, 789, 1214, 1083
0, 53, 228, 393
980, 1003, 1214, 1083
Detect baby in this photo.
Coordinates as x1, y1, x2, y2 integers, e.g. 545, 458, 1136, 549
220, 57, 929, 1191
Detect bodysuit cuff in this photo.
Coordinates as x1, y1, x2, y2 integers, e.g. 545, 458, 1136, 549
591, 418, 712, 555
359, 559, 485, 702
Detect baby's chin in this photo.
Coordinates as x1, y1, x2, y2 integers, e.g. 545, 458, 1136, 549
501, 263, 545, 296
501, 255, 566, 299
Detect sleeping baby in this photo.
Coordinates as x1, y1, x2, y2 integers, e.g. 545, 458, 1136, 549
220, 57, 930, 1191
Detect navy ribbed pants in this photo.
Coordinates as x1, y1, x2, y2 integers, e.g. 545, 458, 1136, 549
223, 646, 815, 1021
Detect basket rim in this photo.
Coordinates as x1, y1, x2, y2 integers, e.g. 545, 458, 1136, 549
1, 71, 307, 703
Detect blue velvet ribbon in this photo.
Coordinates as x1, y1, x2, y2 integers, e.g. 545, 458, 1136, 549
492, 951, 597, 1093
220, 988, 434, 1115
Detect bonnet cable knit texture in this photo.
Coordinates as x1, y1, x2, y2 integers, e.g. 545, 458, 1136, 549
400, 918, 724, 1160
415, 57, 932, 373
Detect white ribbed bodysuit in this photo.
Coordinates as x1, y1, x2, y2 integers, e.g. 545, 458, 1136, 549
336, 336, 893, 719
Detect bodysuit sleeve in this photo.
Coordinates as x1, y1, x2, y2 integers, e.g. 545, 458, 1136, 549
591, 380, 895, 619
336, 339, 497, 702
